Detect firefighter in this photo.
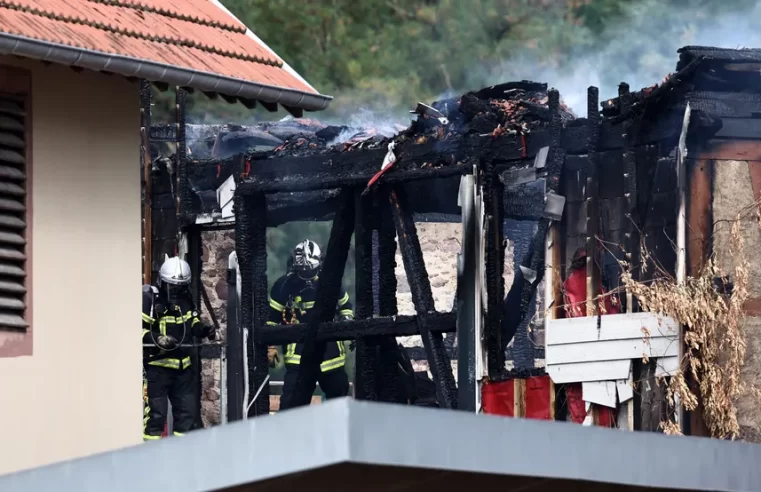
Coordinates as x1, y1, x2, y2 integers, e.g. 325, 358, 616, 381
142, 255, 216, 440
268, 240, 353, 410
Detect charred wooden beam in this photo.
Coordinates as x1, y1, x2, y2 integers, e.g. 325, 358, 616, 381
259, 312, 457, 344
239, 98, 257, 110
586, 86, 601, 316
619, 84, 637, 314
239, 151, 472, 194
388, 186, 458, 409
483, 158, 506, 377
176, 87, 191, 226
376, 191, 405, 403
235, 191, 270, 417
353, 188, 378, 401
260, 100, 278, 112
288, 189, 355, 409
284, 105, 304, 118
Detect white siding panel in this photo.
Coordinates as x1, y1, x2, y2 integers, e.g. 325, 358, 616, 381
545, 313, 678, 345
582, 381, 617, 408
546, 337, 679, 365
546, 313, 681, 385
654, 356, 681, 377
547, 359, 632, 384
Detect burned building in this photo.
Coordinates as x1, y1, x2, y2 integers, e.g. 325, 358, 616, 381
144, 45, 761, 441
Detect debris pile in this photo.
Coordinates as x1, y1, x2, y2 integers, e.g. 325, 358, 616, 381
183, 81, 576, 161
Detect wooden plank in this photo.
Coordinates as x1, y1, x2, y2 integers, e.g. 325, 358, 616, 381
546, 313, 678, 345
514, 379, 526, 418
548, 380, 556, 420
547, 359, 631, 384
686, 159, 713, 281
685, 157, 712, 438
546, 337, 678, 365
582, 381, 617, 408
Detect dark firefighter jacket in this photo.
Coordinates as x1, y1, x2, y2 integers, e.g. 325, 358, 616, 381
142, 286, 205, 370
267, 273, 354, 372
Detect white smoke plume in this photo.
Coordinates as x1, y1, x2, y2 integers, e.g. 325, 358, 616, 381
480, 1, 761, 114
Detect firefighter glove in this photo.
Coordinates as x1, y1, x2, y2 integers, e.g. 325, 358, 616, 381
156, 335, 178, 350
267, 346, 280, 367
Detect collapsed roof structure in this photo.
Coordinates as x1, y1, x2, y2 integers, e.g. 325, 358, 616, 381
144, 45, 761, 441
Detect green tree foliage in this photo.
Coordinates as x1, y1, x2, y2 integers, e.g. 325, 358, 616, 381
159, 0, 761, 123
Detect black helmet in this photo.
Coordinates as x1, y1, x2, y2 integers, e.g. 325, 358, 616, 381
292, 239, 322, 280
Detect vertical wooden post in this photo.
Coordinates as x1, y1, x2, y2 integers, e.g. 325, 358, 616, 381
586, 86, 600, 316
685, 157, 713, 437
354, 188, 378, 401
140, 80, 152, 285
376, 193, 403, 404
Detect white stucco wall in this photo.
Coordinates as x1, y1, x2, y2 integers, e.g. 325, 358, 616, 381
0, 59, 142, 474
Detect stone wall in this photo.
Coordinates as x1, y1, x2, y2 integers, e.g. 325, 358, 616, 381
199, 230, 234, 427
712, 160, 761, 442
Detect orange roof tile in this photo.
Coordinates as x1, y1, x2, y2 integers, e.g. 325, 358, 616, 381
0, 0, 331, 110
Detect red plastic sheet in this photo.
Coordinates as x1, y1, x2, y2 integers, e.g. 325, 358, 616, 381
482, 379, 515, 417
482, 376, 553, 420
525, 376, 553, 420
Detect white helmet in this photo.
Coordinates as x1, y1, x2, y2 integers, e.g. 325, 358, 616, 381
159, 254, 192, 286
292, 239, 322, 280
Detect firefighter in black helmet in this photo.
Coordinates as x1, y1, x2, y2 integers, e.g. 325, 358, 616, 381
267, 240, 353, 410
142, 255, 216, 440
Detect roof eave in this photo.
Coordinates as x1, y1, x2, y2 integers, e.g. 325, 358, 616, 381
0, 33, 333, 112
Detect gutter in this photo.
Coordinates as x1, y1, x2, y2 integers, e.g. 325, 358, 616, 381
0, 33, 332, 112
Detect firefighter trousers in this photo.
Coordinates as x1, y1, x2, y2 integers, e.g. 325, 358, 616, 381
143, 364, 195, 439
280, 365, 349, 411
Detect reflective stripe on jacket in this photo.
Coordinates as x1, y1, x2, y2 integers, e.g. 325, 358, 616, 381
142, 286, 198, 370
267, 273, 353, 372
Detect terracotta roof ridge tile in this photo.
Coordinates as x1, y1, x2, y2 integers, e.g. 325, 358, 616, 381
87, 0, 247, 34
0, 1, 283, 67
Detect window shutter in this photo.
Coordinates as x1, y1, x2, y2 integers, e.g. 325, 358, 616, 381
0, 94, 28, 330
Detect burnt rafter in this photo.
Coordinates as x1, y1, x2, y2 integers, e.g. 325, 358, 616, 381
388, 186, 459, 409
259, 313, 456, 345
288, 189, 356, 408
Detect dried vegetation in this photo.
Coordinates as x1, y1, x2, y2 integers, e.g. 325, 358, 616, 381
620, 211, 753, 439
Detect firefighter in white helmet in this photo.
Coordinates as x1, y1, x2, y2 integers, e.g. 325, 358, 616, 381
267, 240, 353, 410
141, 255, 215, 440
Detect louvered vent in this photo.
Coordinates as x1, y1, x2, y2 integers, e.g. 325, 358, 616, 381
0, 95, 28, 331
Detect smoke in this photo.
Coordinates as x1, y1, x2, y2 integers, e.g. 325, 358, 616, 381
479, 0, 761, 115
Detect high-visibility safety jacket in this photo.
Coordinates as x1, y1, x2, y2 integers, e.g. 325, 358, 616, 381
267, 273, 353, 372
142, 285, 202, 370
